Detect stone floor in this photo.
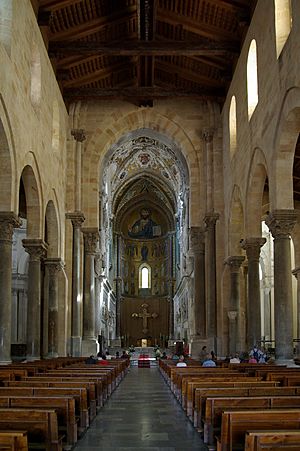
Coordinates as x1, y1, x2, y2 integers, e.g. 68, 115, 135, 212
74, 367, 209, 451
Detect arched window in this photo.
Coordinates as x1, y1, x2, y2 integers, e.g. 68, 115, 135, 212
229, 95, 237, 158
275, 0, 292, 58
247, 39, 258, 120
0, 0, 12, 56
30, 44, 41, 109
139, 264, 151, 289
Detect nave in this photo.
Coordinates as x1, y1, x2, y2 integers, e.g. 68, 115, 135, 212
74, 367, 208, 451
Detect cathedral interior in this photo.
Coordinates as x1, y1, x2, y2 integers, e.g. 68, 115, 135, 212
1, 0, 300, 364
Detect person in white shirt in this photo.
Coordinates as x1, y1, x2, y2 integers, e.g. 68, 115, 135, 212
176, 355, 187, 367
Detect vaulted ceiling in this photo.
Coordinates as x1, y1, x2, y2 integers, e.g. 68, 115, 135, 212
31, 0, 257, 107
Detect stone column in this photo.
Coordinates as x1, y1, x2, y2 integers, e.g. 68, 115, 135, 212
225, 256, 245, 355
66, 212, 85, 356
292, 267, 300, 357
0, 212, 20, 363
266, 210, 297, 361
71, 128, 86, 211
189, 227, 206, 357
82, 228, 99, 356
115, 233, 122, 340
22, 239, 48, 360
202, 128, 215, 213
204, 212, 219, 343
94, 252, 102, 341
44, 258, 63, 358
168, 232, 175, 341
241, 237, 266, 348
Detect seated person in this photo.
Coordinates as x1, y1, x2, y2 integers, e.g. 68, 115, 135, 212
230, 353, 241, 363
85, 355, 97, 364
202, 354, 216, 367
176, 355, 187, 367
161, 351, 168, 359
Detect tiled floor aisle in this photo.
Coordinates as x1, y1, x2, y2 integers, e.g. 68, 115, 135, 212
74, 367, 209, 451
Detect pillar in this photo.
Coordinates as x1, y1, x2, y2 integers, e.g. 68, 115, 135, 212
189, 227, 206, 357
241, 237, 266, 348
292, 267, 300, 357
94, 252, 102, 341
44, 258, 63, 358
168, 232, 175, 342
266, 209, 297, 361
0, 212, 20, 363
71, 128, 86, 211
202, 128, 215, 213
82, 228, 99, 356
66, 212, 85, 356
225, 256, 245, 355
22, 238, 48, 360
204, 212, 219, 344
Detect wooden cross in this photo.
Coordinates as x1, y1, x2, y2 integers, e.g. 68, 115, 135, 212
132, 303, 158, 334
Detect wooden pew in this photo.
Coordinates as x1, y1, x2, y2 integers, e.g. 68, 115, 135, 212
184, 379, 276, 416
217, 409, 300, 451
0, 408, 63, 451
0, 397, 77, 448
245, 430, 300, 451
193, 386, 300, 430
204, 396, 300, 445
0, 385, 89, 432
0, 432, 28, 451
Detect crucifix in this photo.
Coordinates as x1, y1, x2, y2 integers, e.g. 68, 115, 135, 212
132, 303, 158, 334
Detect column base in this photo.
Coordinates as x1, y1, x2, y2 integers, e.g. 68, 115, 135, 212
275, 358, 298, 367
26, 355, 41, 361
110, 338, 121, 347
82, 338, 98, 356
45, 352, 59, 359
189, 337, 207, 359
71, 336, 82, 357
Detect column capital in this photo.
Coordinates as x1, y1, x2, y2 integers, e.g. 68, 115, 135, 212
189, 226, 205, 254
292, 266, 300, 279
201, 128, 215, 143
82, 228, 99, 254
241, 237, 266, 260
228, 310, 238, 321
0, 212, 21, 241
225, 255, 245, 273
71, 128, 86, 142
265, 209, 298, 239
204, 212, 219, 229
66, 211, 85, 228
22, 239, 48, 261
44, 258, 64, 275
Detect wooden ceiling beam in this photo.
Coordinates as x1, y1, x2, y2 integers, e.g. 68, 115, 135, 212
49, 8, 137, 41
49, 40, 238, 56
157, 11, 240, 42
61, 61, 132, 87
39, 0, 82, 12
156, 61, 224, 88
63, 86, 225, 100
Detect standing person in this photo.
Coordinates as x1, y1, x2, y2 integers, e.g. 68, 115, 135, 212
199, 346, 207, 363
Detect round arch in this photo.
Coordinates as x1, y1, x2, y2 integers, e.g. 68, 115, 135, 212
245, 147, 269, 236
45, 199, 59, 257
19, 164, 42, 238
0, 95, 16, 211
271, 87, 300, 209
82, 109, 200, 226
